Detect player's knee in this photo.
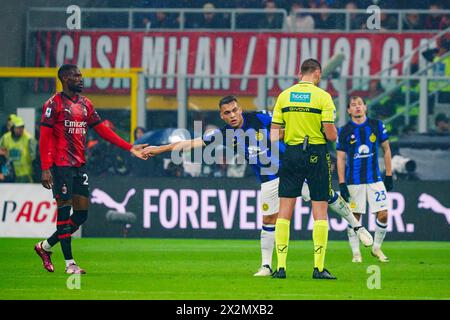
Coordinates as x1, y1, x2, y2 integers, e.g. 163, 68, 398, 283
377, 210, 388, 223
263, 214, 278, 225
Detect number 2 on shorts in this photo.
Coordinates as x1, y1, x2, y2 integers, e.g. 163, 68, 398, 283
83, 173, 89, 185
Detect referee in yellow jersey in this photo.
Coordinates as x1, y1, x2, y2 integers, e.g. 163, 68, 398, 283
270, 59, 337, 279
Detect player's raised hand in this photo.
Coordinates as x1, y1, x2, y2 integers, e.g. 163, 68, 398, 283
130, 144, 149, 160
41, 169, 53, 189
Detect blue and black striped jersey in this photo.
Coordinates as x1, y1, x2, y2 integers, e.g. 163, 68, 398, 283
337, 118, 389, 185
203, 112, 285, 183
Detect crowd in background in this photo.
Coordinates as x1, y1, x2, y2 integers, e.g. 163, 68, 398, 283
0, 107, 448, 183
2, 0, 449, 182
80, 0, 450, 31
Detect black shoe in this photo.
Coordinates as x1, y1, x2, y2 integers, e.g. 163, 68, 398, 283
312, 268, 337, 280
271, 268, 286, 279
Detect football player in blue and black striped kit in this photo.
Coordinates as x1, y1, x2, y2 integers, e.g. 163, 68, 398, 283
143, 96, 372, 275
337, 96, 393, 263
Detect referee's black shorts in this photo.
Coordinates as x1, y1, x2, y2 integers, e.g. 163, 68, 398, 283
279, 144, 332, 201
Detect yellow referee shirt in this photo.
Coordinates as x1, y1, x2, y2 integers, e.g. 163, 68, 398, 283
272, 81, 336, 145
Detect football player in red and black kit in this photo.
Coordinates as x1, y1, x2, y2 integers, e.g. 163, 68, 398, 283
34, 64, 148, 274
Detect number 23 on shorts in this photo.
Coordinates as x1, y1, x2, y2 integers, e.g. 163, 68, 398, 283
374, 190, 386, 202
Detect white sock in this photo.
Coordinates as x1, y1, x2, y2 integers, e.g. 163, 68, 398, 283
41, 240, 52, 252
347, 226, 360, 256
373, 219, 387, 251
65, 259, 76, 267
329, 190, 361, 229
261, 224, 275, 268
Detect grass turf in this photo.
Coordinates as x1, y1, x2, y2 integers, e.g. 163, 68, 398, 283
0, 238, 449, 300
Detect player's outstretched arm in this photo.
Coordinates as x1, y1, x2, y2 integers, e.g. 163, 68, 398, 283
143, 138, 205, 157
130, 144, 150, 160
93, 121, 148, 160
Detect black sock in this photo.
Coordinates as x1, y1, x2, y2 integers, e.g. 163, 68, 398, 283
57, 206, 73, 260
47, 210, 88, 247
47, 231, 59, 247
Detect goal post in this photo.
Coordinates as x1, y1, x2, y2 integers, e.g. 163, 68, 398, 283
0, 67, 142, 143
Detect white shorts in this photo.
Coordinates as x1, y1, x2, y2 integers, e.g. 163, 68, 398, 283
347, 181, 388, 214
260, 178, 311, 216
260, 178, 280, 216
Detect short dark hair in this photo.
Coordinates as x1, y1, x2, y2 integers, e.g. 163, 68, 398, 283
300, 58, 321, 75
435, 113, 449, 125
347, 96, 366, 108
219, 95, 238, 108
57, 64, 78, 82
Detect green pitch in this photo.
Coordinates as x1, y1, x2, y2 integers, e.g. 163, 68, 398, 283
0, 238, 449, 300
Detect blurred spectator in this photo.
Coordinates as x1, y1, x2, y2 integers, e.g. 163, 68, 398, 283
0, 147, 15, 183
285, 0, 315, 31
0, 116, 36, 183
434, 113, 450, 134
424, 3, 444, 30
257, 0, 284, 29
314, 2, 338, 29
141, 16, 152, 30
165, 161, 184, 177
188, 3, 229, 29
1, 114, 16, 136
427, 36, 450, 108
338, 1, 365, 30
134, 126, 146, 141
307, 0, 320, 9
378, 12, 398, 30
439, 14, 450, 30
150, 11, 179, 29
403, 12, 424, 30
87, 120, 130, 176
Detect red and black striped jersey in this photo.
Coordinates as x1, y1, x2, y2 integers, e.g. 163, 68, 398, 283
40, 92, 102, 167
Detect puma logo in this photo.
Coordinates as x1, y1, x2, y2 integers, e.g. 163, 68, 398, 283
418, 193, 450, 225
91, 188, 136, 214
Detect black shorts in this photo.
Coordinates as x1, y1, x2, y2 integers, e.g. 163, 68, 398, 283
51, 165, 90, 201
279, 144, 332, 201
